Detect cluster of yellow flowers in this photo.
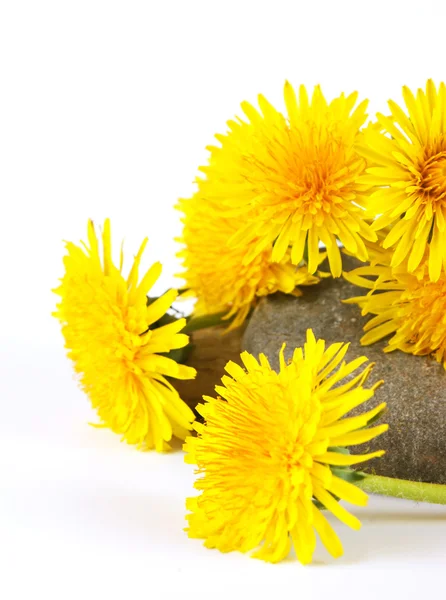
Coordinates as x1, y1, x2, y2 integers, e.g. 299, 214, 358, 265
54, 78, 446, 565
343, 81, 446, 366
178, 79, 446, 366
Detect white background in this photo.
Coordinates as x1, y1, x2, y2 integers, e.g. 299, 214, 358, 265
1, 1, 445, 598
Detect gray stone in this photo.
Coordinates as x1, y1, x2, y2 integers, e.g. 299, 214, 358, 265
243, 255, 446, 484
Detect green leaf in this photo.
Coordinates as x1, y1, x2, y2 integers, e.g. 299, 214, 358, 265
302, 239, 309, 265
162, 344, 194, 365
327, 446, 350, 455
145, 294, 185, 330
330, 467, 366, 484
365, 405, 388, 427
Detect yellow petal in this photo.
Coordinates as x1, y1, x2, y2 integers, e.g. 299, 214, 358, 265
317, 450, 385, 466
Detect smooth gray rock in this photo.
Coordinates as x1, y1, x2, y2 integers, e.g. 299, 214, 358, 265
243, 256, 446, 484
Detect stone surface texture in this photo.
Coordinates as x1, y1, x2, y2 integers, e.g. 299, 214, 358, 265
175, 326, 244, 410
243, 256, 446, 484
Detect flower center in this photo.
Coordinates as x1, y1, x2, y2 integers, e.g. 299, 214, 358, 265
400, 274, 446, 349
418, 148, 446, 207
285, 127, 364, 217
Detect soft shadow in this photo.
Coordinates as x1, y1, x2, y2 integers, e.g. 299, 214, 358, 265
25, 483, 189, 551
360, 510, 446, 523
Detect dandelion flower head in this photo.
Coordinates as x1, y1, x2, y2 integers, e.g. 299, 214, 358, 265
177, 195, 323, 330
358, 79, 446, 281
54, 219, 196, 451
192, 82, 376, 277
344, 250, 446, 367
185, 330, 387, 563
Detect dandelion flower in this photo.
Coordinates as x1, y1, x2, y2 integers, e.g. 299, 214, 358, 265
177, 195, 323, 330
358, 79, 446, 281
192, 82, 376, 277
53, 219, 196, 451
184, 330, 387, 564
344, 252, 446, 367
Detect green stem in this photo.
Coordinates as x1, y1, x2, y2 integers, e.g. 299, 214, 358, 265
182, 312, 229, 334
357, 474, 446, 505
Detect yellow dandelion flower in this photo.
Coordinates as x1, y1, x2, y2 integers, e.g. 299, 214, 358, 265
192, 82, 376, 277
177, 195, 323, 330
184, 330, 387, 564
358, 79, 446, 282
53, 219, 196, 451
344, 252, 446, 367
